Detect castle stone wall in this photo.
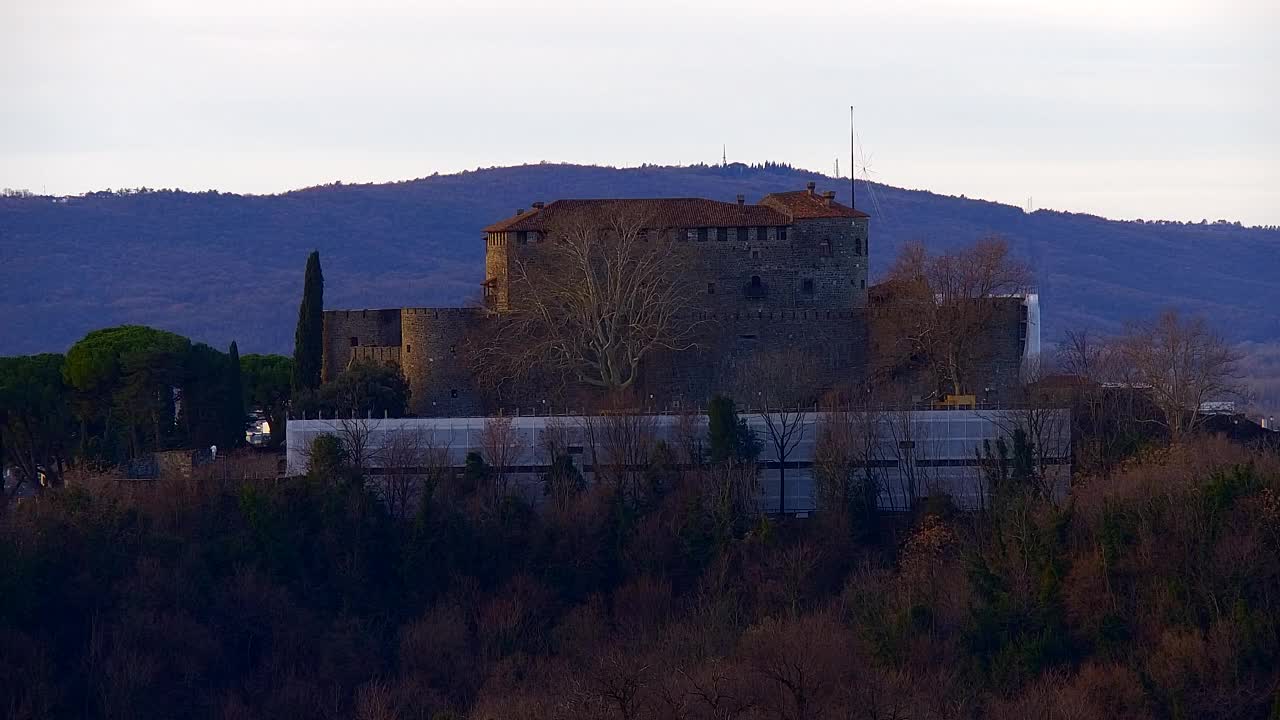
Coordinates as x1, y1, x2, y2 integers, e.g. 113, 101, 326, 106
322, 309, 403, 381
400, 308, 487, 416
638, 310, 868, 409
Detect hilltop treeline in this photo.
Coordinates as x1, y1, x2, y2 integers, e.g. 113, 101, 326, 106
3, 416, 1279, 719
4, 163, 1279, 356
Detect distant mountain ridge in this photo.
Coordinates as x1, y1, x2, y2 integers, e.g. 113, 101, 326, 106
2, 162, 1277, 356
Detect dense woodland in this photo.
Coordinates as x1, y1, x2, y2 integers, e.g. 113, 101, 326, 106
3, 423, 1278, 719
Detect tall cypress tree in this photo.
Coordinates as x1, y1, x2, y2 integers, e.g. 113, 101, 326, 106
226, 341, 246, 446
292, 251, 324, 394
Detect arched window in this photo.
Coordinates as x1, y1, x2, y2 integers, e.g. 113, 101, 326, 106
750, 275, 762, 288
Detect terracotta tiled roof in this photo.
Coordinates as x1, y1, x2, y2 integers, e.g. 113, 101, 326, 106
760, 191, 870, 220
483, 198, 791, 233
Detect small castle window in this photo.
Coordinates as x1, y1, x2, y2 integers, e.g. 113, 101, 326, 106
716, 227, 728, 241
350, 337, 359, 347
707, 282, 715, 295
449, 344, 456, 354
406, 344, 411, 354
860, 278, 866, 289
802, 279, 815, 294
855, 237, 863, 255
750, 249, 760, 260
778, 226, 788, 242
756, 226, 767, 241
450, 389, 458, 399
751, 275, 762, 288
820, 239, 832, 256
517, 231, 528, 244
736, 226, 748, 241
698, 227, 708, 242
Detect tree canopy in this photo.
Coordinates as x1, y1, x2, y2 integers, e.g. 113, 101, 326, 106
292, 250, 324, 394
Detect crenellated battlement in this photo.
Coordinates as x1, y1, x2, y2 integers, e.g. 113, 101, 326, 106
686, 309, 863, 323
323, 308, 403, 319
401, 307, 489, 318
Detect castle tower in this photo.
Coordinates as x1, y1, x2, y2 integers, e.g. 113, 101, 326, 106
400, 308, 485, 416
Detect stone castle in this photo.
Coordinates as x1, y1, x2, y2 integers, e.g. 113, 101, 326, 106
321, 182, 1030, 415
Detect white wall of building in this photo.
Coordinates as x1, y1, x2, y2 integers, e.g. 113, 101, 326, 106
286, 409, 1070, 512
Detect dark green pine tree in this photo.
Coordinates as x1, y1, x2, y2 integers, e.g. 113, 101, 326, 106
292, 251, 324, 394
226, 341, 246, 446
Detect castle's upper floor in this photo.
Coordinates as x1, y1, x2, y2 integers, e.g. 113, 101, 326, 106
482, 182, 872, 314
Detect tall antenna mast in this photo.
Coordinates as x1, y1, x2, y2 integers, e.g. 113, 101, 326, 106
849, 106, 856, 210
722, 145, 727, 167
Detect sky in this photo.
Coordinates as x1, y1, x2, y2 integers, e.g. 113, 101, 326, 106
2, 0, 1277, 225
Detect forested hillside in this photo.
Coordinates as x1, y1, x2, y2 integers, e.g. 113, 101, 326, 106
2, 162, 1278, 356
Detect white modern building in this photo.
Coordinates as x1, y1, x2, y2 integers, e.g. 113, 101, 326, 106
286, 408, 1070, 513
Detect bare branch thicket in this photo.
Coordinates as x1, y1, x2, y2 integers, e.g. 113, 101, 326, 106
698, 457, 762, 546
564, 648, 655, 720
981, 356, 1072, 503
297, 418, 384, 477
381, 427, 432, 517
884, 408, 932, 511
417, 439, 454, 508
581, 406, 657, 503
539, 417, 583, 510
673, 411, 706, 467
1117, 310, 1245, 443
737, 351, 822, 515
477, 204, 706, 397
880, 236, 1033, 398
1055, 328, 1150, 479
334, 417, 383, 474
479, 416, 526, 503
814, 403, 885, 524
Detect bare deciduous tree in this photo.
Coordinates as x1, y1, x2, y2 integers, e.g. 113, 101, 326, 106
381, 429, 426, 519
582, 408, 657, 503
479, 416, 525, 502
879, 236, 1033, 398
884, 408, 933, 510
1117, 310, 1244, 442
983, 356, 1073, 503
738, 351, 821, 515
814, 403, 884, 529
1056, 328, 1149, 479
480, 204, 704, 397
303, 417, 383, 477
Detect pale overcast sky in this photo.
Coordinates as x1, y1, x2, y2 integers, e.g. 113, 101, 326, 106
2, 0, 1277, 224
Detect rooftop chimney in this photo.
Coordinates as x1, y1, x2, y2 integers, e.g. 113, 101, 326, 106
515, 208, 524, 216
823, 190, 835, 207
531, 201, 545, 209
806, 181, 816, 196
736, 194, 745, 205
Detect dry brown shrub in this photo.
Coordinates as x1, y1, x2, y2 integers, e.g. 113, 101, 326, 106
478, 574, 555, 660
354, 679, 399, 720
986, 663, 1153, 720
612, 574, 674, 640
738, 611, 855, 720
551, 595, 610, 654
396, 602, 473, 686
